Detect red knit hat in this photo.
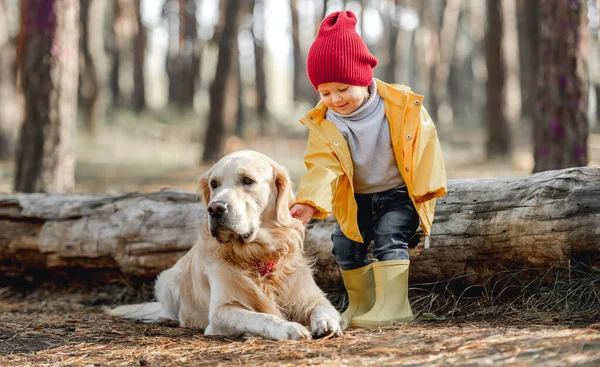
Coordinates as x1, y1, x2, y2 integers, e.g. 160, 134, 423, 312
307, 11, 378, 90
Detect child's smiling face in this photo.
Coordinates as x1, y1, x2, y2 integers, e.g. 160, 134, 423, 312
317, 82, 369, 115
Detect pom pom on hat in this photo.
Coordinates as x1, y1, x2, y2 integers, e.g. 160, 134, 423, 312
306, 11, 378, 90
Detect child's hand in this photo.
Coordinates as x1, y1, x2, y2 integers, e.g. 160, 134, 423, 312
290, 204, 316, 225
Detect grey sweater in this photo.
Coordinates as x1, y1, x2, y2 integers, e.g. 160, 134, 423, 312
326, 80, 405, 194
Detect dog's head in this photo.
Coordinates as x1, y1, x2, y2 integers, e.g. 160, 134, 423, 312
197, 150, 296, 245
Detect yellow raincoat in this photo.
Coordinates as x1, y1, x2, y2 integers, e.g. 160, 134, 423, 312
295, 79, 447, 243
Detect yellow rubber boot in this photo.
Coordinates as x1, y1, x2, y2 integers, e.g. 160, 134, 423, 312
351, 260, 413, 328
340, 264, 376, 326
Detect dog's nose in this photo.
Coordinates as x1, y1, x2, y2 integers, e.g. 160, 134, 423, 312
208, 201, 228, 218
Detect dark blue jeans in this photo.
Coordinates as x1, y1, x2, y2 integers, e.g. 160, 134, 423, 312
331, 186, 420, 270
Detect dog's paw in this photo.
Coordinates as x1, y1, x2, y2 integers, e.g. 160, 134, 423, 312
311, 317, 343, 338
269, 321, 311, 340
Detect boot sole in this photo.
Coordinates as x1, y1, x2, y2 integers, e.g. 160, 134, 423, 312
351, 316, 414, 328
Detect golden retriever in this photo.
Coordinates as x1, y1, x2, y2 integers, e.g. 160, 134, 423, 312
105, 150, 343, 340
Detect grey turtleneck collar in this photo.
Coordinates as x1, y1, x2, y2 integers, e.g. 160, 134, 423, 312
328, 79, 379, 121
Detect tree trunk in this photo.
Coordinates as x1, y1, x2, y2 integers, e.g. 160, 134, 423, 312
447, 4, 472, 126
383, 1, 400, 83
1, 167, 598, 292
424, 0, 443, 125
164, 0, 200, 108
516, 0, 537, 124
485, 0, 510, 159
290, 0, 302, 103
253, 0, 268, 136
14, 0, 79, 193
533, 1, 588, 172
164, 0, 180, 104
234, 43, 243, 137
201, 0, 243, 163
80, 0, 109, 135
110, 0, 136, 106
0, 0, 19, 160
432, 0, 461, 127
132, 0, 146, 112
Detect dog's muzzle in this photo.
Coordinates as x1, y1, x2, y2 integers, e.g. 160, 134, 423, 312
207, 200, 254, 243
208, 200, 228, 219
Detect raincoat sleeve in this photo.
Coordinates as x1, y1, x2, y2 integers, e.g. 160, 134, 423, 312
411, 106, 447, 203
295, 130, 344, 219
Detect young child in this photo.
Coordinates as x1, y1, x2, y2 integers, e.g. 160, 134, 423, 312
290, 10, 447, 328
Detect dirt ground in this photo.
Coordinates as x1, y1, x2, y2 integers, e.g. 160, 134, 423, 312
0, 282, 598, 367
1, 113, 600, 366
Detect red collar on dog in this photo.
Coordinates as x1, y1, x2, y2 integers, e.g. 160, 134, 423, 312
255, 260, 276, 277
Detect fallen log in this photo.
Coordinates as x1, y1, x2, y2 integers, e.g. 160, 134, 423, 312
0, 167, 599, 291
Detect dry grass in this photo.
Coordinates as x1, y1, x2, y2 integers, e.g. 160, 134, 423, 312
409, 260, 600, 322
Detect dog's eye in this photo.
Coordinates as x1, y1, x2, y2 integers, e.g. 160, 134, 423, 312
210, 180, 218, 189
242, 177, 254, 185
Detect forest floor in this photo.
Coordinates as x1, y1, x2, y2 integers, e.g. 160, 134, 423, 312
1, 111, 600, 366
0, 280, 599, 367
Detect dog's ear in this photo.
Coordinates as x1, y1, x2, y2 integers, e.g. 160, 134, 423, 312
274, 163, 295, 226
196, 169, 212, 205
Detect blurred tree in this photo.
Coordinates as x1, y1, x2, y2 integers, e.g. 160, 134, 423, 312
132, 0, 146, 112
109, 0, 137, 106
516, 0, 538, 125
485, 0, 510, 159
0, 0, 19, 160
414, 0, 429, 94
533, 0, 588, 172
80, 0, 109, 134
316, 0, 329, 34
164, 0, 200, 107
358, 0, 367, 36
432, 0, 461, 128
424, 0, 443, 124
211, 0, 226, 43
290, 0, 302, 103
202, 0, 247, 163
382, 0, 400, 84
233, 13, 243, 137
252, 0, 268, 136
448, 2, 482, 127
15, 0, 79, 193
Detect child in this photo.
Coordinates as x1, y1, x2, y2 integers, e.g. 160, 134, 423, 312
290, 10, 447, 328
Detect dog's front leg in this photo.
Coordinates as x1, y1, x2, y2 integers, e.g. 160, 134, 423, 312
310, 303, 344, 337
205, 305, 311, 340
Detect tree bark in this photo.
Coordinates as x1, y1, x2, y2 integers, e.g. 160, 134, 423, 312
516, 0, 537, 124
80, 0, 109, 135
432, 0, 461, 128
1, 167, 598, 292
253, 0, 268, 136
164, 0, 200, 108
202, 0, 245, 163
533, 0, 588, 172
14, 0, 79, 193
383, 0, 400, 84
0, 0, 19, 160
109, 0, 136, 106
424, 0, 443, 125
289, 0, 302, 103
485, 0, 510, 159
131, 0, 146, 112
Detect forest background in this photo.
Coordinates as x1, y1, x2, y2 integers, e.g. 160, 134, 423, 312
1, 0, 599, 195
1, 2, 600, 365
